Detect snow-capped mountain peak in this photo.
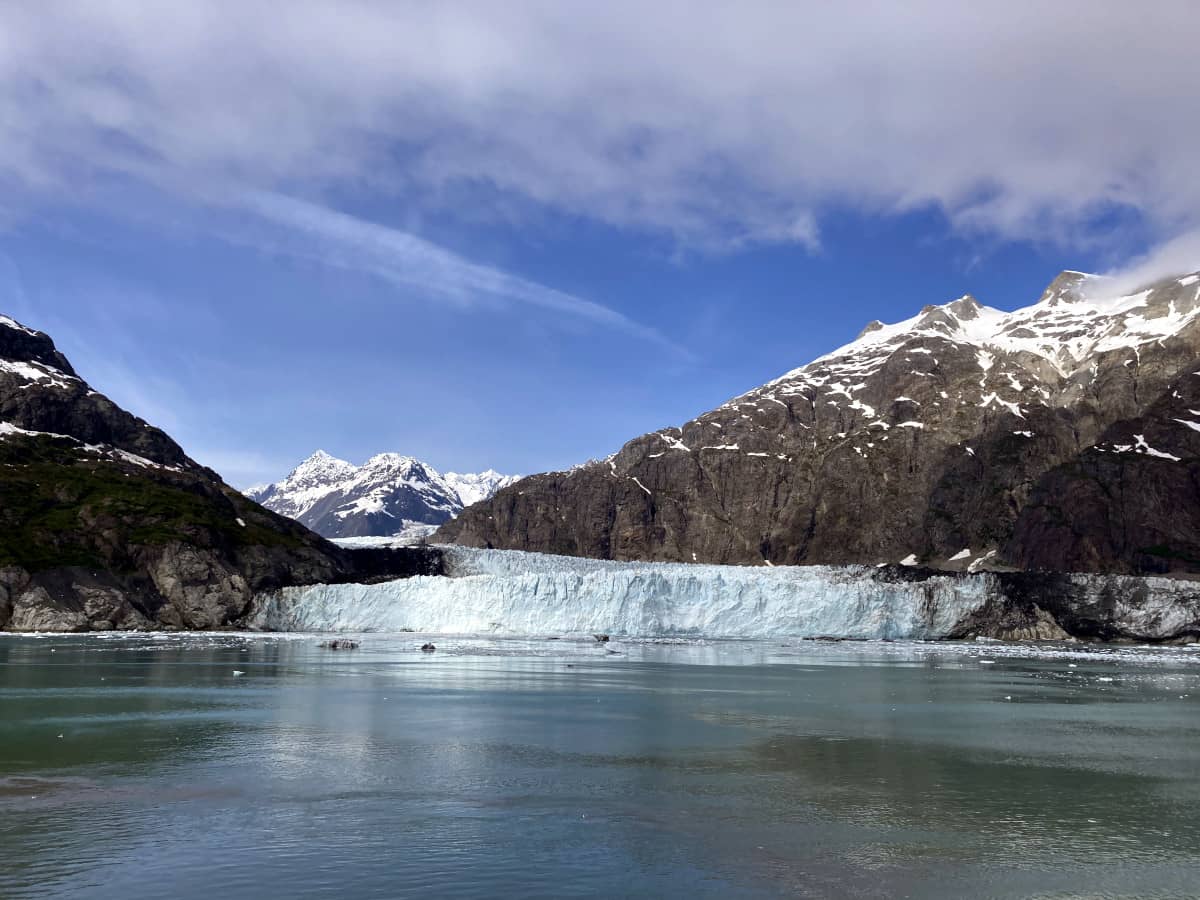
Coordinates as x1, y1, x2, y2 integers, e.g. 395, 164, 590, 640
801, 268, 1200, 386
443, 469, 522, 507
246, 451, 519, 539
247, 450, 357, 519
292, 449, 356, 482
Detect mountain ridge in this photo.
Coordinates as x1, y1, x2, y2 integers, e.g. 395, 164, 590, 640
438, 268, 1200, 575
248, 450, 517, 539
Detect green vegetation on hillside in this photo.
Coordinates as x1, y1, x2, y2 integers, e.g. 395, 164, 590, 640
0, 435, 308, 572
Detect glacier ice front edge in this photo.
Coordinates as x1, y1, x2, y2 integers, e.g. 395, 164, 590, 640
247, 547, 996, 639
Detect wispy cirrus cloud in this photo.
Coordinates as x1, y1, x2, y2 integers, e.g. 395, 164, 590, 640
232, 191, 687, 355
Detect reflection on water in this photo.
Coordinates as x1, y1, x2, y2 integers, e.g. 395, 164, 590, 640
1, 633, 1199, 899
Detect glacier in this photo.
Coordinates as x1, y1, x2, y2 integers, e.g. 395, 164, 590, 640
247, 546, 999, 638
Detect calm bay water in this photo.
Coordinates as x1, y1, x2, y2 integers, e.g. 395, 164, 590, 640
2, 633, 1199, 899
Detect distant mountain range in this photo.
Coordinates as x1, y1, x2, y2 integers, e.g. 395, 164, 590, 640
247, 451, 518, 539
440, 269, 1200, 576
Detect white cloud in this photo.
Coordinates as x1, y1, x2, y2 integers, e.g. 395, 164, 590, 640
1095, 230, 1200, 298
0, 1, 1198, 266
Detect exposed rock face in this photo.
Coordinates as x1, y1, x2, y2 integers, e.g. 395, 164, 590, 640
0, 314, 194, 469
0, 314, 443, 632
1008, 366, 1200, 573
964, 571, 1200, 641
247, 450, 517, 539
440, 270, 1200, 577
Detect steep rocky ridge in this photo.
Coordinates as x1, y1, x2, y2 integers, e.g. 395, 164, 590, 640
0, 315, 440, 632
440, 270, 1200, 575
248, 451, 517, 538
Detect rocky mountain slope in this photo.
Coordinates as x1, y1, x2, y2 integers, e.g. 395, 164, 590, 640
247, 451, 517, 539
0, 315, 440, 632
439, 270, 1200, 576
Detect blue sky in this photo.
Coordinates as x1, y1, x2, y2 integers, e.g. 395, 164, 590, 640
1, 3, 1198, 487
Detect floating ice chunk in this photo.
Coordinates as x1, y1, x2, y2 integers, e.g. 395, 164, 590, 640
948, 548, 971, 561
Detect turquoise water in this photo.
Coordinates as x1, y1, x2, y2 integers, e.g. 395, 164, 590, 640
2, 633, 1199, 898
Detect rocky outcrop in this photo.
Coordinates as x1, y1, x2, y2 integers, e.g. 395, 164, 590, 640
955, 570, 1200, 642
0, 315, 196, 470
1, 567, 154, 632
440, 270, 1200, 579
1007, 367, 1200, 573
0, 314, 443, 632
